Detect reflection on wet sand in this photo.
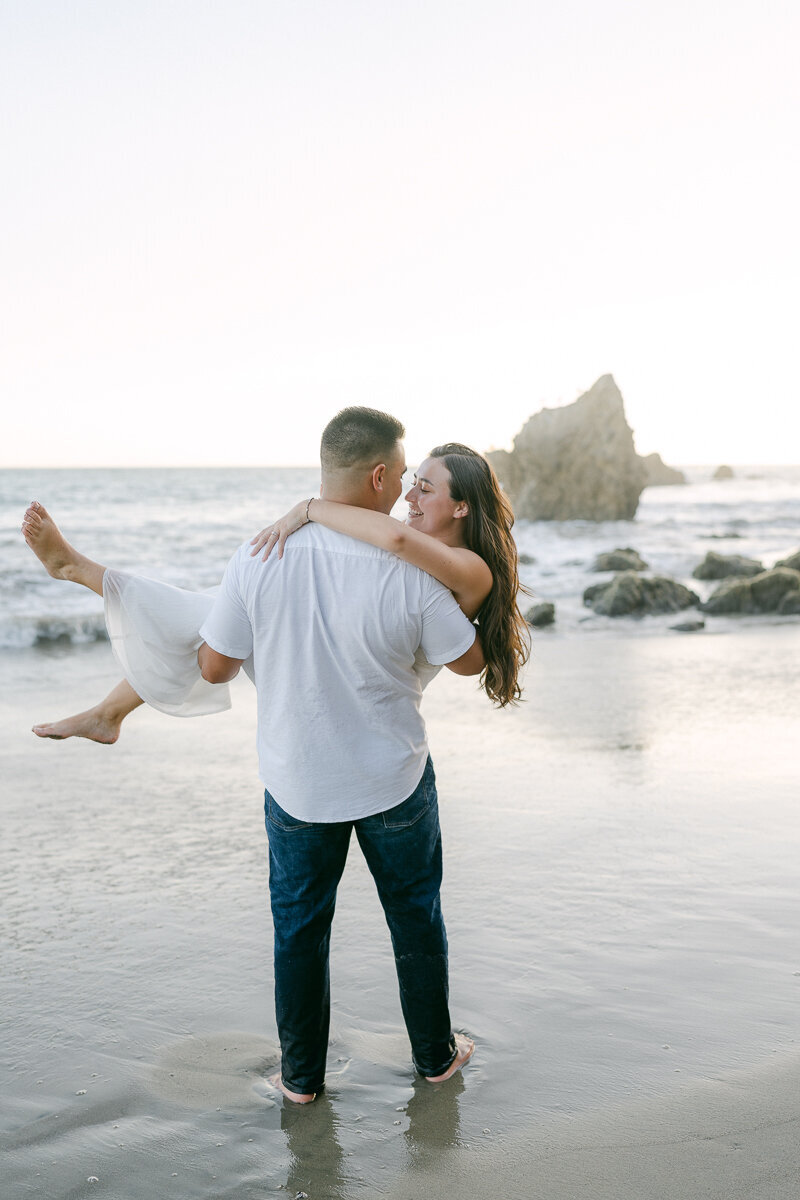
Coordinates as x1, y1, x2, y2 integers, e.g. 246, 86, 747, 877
275, 1074, 466, 1197
405, 1073, 465, 1159
281, 1092, 347, 1199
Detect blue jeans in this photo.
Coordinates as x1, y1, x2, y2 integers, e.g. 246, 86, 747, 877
264, 756, 457, 1094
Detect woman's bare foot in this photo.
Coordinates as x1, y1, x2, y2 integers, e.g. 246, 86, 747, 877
267, 1072, 316, 1104
33, 705, 122, 744
32, 680, 143, 745
21, 501, 105, 596
425, 1033, 475, 1083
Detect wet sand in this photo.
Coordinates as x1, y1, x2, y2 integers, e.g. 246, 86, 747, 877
2, 623, 800, 1198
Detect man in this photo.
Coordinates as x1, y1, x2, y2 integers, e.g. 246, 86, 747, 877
197, 407, 481, 1102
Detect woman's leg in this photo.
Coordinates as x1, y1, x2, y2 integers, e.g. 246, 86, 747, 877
21, 501, 106, 596
33, 679, 144, 744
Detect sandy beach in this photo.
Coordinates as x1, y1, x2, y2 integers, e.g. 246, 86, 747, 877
3, 622, 800, 1198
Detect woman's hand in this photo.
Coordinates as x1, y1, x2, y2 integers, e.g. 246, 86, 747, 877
250, 500, 312, 561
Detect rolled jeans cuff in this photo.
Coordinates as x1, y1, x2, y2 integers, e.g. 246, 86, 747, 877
414, 1034, 457, 1079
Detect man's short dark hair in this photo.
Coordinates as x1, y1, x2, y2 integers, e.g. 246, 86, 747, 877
321, 407, 405, 471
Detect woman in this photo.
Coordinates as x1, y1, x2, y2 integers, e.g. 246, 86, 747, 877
22, 444, 529, 743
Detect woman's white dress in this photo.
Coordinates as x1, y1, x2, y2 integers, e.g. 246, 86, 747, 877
103, 570, 237, 716
103, 569, 435, 718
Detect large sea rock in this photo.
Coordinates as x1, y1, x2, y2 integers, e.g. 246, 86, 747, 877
488, 375, 647, 521
775, 550, 800, 571
700, 568, 800, 614
692, 551, 764, 580
583, 572, 700, 617
641, 452, 686, 486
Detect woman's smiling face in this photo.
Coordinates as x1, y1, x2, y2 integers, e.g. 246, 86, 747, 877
405, 456, 467, 540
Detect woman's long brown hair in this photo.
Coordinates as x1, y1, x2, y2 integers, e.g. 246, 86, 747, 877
430, 444, 530, 706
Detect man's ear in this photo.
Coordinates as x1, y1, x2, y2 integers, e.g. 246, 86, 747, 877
371, 463, 387, 492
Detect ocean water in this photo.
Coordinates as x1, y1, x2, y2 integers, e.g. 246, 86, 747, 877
1, 464, 799, 649
1, 468, 320, 649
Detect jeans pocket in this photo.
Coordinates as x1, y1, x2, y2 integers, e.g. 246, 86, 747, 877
266, 792, 314, 832
382, 762, 434, 830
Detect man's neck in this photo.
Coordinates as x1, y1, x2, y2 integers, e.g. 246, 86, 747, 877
320, 483, 382, 511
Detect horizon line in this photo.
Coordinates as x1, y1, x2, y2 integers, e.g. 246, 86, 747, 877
3, 461, 800, 471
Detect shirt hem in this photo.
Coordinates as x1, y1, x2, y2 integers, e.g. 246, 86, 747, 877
261, 756, 430, 824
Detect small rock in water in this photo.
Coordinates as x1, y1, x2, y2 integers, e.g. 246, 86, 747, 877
295, 1192, 309, 1199
701, 567, 800, 615
584, 573, 699, 617
76, 1090, 87, 1096
669, 620, 705, 633
525, 601, 555, 628
591, 548, 648, 572
87, 1178, 99, 1185
692, 551, 763, 580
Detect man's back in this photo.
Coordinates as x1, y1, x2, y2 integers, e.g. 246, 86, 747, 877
200, 524, 475, 820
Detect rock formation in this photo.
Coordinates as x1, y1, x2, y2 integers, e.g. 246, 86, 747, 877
641, 453, 686, 486
583, 573, 700, 617
591, 548, 648, 572
778, 592, 800, 614
775, 550, 800, 571
700, 568, 800, 615
487, 375, 647, 521
692, 551, 764, 580
713, 465, 735, 480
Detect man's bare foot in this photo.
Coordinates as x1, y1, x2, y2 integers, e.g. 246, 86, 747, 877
267, 1072, 316, 1104
32, 706, 122, 745
425, 1033, 475, 1083
21, 501, 105, 595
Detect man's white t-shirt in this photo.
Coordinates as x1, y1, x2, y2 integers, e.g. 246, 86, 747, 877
199, 524, 476, 822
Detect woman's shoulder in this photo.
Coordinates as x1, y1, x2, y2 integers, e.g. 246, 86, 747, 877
452, 544, 494, 585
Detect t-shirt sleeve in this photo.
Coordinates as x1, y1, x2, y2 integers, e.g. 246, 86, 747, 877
418, 577, 477, 666
199, 545, 254, 661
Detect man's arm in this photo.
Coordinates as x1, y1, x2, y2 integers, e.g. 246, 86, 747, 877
198, 641, 244, 684
443, 629, 484, 676
197, 543, 254, 681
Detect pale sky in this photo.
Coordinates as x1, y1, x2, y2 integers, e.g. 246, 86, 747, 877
2, 0, 798, 467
